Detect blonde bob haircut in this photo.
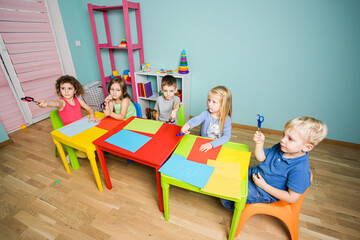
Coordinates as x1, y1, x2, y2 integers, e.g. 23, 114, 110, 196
285, 116, 328, 146
208, 86, 232, 135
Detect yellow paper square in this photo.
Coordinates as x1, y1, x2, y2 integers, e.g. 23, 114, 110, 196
217, 147, 251, 180
202, 160, 242, 199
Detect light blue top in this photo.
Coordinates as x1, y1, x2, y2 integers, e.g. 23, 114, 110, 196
186, 110, 232, 148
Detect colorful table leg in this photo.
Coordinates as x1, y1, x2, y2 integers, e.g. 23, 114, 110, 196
52, 138, 71, 173
155, 169, 164, 212
95, 146, 112, 190
161, 173, 247, 240
86, 149, 103, 192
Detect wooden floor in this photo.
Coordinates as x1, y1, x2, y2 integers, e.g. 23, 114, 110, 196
0, 118, 359, 240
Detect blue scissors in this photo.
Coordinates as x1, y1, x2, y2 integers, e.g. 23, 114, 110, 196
256, 114, 264, 131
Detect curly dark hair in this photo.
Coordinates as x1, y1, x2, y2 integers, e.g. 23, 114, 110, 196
107, 76, 132, 100
55, 75, 84, 97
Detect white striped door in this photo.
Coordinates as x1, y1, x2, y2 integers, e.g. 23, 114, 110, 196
0, 0, 63, 132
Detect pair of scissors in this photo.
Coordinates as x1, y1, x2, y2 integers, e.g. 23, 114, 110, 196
21, 96, 38, 103
100, 101, 106, 109
257, 114, 264, 131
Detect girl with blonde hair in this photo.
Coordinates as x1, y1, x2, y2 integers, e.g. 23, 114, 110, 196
181, 86, 232, 152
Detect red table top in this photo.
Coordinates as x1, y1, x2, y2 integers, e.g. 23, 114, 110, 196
93, 117, 183, 168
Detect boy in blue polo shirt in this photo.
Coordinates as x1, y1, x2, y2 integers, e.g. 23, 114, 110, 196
221, 116, 328, 210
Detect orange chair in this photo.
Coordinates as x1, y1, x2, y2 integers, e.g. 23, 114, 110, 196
235, 172, 313, 240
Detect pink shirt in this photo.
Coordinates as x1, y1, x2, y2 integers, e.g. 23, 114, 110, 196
58, 97, 83, 125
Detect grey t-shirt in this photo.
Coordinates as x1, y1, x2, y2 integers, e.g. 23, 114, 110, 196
154, 95, 180, 124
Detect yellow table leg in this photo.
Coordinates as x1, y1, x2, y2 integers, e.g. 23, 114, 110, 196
86, 150, 103, 192
52, 138, 71, 173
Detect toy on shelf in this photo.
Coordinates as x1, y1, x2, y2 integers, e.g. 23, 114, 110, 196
166, 70, 173, 74
175, 89, 182, 102
110, 70, 119, 80
160, 69, 166, 74
146, 108, 157, 120
123, 70, 131, 82
142, 63, 151, 72
178, 49, 189, 74
119, 38, 127, 47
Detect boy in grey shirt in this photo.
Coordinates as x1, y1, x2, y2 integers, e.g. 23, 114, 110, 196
155, 75, 180, 125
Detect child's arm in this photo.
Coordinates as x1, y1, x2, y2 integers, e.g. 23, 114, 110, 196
253, 131, 266, 162
169, 101, 180, 119
78, 98, 100, 123
106, 98, 130, 120
252, 173, 302, 203
203, 116, 232, 151
36, 100, 65, 109
155, 111, 160, 121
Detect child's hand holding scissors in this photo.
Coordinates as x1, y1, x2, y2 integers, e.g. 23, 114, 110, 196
181, 123, 191, 135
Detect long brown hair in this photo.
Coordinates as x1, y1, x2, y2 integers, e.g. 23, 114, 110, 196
208, 86, 232, 135
107, 77, 132, 100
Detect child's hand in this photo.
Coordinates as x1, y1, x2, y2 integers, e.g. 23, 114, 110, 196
253, 131, 265, 144
103, 106, 111, 116
36, 100, 48, 108
199, 143, 212, 152
181, 123, 191, 135
252, 173, 267, 189
170, 109, 177, 119
104, 95, 113, 102
89, 116, 100, 123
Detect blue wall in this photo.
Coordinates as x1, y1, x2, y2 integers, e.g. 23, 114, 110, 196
57, 0, 360, 144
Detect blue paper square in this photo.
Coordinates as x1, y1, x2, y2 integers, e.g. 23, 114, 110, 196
159, 154, 215, 188
57, 117, 99, 137
104, 129, 151, 153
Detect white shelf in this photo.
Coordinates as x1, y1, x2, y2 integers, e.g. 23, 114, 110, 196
134, 71, 191, 120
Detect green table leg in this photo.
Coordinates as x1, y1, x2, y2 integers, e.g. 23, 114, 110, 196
161, 180, 170, 221
228, 200, 246, 240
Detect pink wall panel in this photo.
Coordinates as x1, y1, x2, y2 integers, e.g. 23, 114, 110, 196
0, 71, 25, 132
10, 51, 59, 64
0, 8, 48, 22
6, 41, 57, 54
17, 66, 62, 83
0, 22, 52, 33
0, 0, 46, 12
21, 76, 57, 92
2, 33, 54, 44
14, 58, 61, 74
0, 0, 64, 128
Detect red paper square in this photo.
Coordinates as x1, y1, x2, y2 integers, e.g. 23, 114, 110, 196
187, 138, 222, 164
96, 117, 123, 131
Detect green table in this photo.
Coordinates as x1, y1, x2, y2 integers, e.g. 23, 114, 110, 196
161, 134, 250, 240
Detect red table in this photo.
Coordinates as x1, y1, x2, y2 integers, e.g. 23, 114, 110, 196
93, 116, 183, 212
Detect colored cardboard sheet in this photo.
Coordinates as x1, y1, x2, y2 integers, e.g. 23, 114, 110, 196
57, 117, 99, 137
124, 118, 163, 134
173, 134, 197, 158
202, 160, 242, 199
95, 117, 123, 131
104, 129, 151, 153
187, 138, 221, 164
159, 153, 215, 189
216, 147, 251, 181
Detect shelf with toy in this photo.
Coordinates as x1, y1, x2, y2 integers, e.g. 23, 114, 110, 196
88, 1, 145, 101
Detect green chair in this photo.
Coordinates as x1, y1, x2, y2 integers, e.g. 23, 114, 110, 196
177, 104, 185, 126
50, 109, 80, 169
